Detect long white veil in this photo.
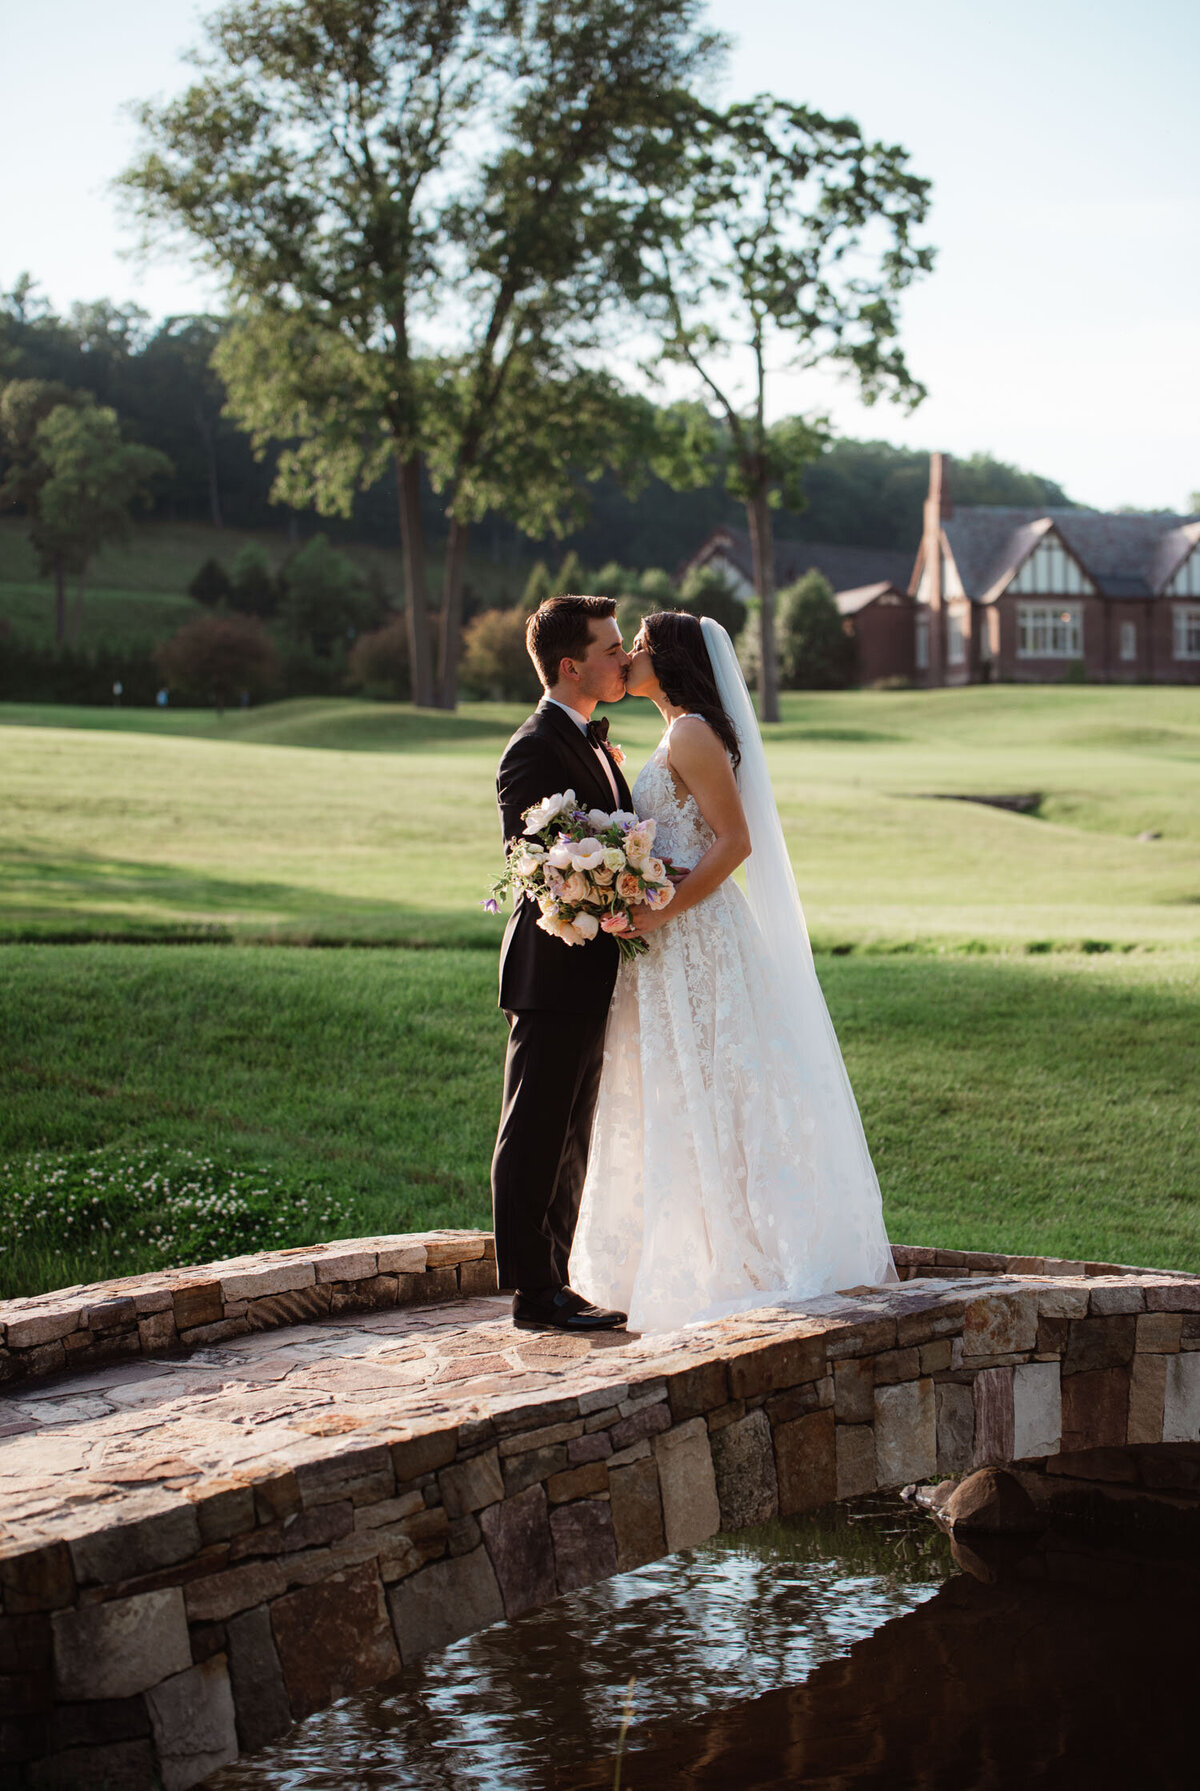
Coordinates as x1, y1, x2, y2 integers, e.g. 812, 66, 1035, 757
700, 618, 896, 1284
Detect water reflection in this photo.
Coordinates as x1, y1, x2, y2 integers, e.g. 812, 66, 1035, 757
209, 1499, 950, 1790
209, 1496, 1200, 1789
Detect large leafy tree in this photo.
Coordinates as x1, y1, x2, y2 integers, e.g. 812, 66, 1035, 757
122, 0, 719, 708
639, 98, 933, 720
31, 402, 172, 645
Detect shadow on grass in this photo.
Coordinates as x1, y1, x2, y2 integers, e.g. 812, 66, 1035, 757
0, 843, 496, 947
0, 943, 1196, 1297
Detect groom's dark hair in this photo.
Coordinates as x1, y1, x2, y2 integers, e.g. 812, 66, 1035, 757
527, 595, 617, 688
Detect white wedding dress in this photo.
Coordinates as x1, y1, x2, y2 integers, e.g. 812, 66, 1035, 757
570, 624, 895, 1335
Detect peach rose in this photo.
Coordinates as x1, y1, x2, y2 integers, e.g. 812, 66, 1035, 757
561, 870, 589, 903
616, 871, 644, 903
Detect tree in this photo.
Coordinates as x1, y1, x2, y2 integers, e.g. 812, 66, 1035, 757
460, 606, 541, 701
638, 98, 932, 718
123, 0, 720, 711
189, 557, 232, 606
278, 533, 375, 654
349, 616, 410, 699
156, 612, 278, 710
522, 560, 555, 614
229, 542, 278, 618
775, 569, 854, 689
678, 560, 747, 638
1, 392, 170, 646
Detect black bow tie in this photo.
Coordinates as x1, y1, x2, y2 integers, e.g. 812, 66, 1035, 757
586, 716, 610, 747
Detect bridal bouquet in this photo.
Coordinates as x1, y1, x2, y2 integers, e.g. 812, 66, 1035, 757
485, 789, 677, 962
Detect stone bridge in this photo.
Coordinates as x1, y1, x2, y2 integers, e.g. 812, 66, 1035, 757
2, 1234, 1198, 1788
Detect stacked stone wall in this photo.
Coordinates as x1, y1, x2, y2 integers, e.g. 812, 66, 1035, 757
2, 1234, 1199, 1787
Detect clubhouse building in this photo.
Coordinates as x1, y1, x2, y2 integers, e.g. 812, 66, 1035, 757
684, 457, 1200, 686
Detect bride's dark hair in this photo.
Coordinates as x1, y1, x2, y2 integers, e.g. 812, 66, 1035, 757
640, 610, 741, 771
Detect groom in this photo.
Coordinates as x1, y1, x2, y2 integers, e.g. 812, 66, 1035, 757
491, 595, 633, 1332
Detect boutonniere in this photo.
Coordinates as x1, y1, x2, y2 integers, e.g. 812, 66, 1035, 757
610, 743, 626, 767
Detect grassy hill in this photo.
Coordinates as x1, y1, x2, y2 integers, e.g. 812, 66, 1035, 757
2, 683, 1198, 1296
0, 516, 535, 650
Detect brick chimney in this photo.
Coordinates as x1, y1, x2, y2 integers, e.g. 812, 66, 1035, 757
922, 453, 952, 684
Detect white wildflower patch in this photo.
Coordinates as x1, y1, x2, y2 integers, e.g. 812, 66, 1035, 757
0, 1147, 349, 1295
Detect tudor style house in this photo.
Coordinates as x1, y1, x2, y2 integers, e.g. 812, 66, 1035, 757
912, 454, 1200, 686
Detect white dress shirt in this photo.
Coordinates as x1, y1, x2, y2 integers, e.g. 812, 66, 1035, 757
545, 697, 620, 807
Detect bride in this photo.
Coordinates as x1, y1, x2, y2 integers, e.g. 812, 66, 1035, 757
570, 610, 896, 1334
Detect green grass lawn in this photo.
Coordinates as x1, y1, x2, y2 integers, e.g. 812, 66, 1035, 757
2, 686, 1198, 951
1, 944, 1195, 1299
1, 685, 1197, 1299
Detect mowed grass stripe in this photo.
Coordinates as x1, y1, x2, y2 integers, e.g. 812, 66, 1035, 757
1, 944, 1196, 1297
2, 686, 1199, 950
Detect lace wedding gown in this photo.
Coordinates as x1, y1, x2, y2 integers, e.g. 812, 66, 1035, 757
570, 720, 895, 1335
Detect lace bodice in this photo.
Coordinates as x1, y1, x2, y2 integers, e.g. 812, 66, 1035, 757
631, 726, 716, 870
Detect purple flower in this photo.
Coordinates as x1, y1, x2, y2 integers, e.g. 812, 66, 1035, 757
482, 898, 501, 914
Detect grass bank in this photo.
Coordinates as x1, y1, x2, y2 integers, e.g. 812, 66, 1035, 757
2, 943, 1196, 1298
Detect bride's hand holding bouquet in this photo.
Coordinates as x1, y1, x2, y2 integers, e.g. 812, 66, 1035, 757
485, 790, 678, 962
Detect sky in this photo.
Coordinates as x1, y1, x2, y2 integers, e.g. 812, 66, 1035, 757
2, 0, 1197, 512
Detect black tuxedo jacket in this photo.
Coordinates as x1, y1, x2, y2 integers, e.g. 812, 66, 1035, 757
496, 699, 633, 1015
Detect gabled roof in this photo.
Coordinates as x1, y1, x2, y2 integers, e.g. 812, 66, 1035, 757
835, 581, 910, 615
941, 507, 1200, 601
690, 527, 914, 596
1151, 521, 1200, 591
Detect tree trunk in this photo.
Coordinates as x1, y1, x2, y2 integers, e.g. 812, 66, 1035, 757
53, 553, 67, 649
436, 517, 470, 710
747, 488, 780, 723
68, 567, 89, 647
196, 404, 223, 530
395, 451, 435, 708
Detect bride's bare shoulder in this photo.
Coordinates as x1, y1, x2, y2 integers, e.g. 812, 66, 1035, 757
668, 714, 723, 761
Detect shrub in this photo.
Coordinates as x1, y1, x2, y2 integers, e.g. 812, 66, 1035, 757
678, 561, 748, 638
348, 616, 410, 699
521, 560, 554, 613
188, 557, 232, 607
460, 606, 541, 702
279, 533, 374, 653
638, 566, 675, 605
230, 542, 279, 618
0, 639, 159, 704
155, 611, 278, 710
777, 569, 855, 689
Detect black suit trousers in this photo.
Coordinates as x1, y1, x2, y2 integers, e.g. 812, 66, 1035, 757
491, 1008, 608, 1293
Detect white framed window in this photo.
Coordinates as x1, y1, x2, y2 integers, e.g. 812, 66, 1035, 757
1017, 602, 1082, 658
915, 612, 929, 670
1119, 620, 1137, 661
1174, 604, 1200, 660
947, 608, 967, 665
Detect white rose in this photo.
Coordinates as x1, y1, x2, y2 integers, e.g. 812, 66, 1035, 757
514, 849, 544, 876
602, 846, 626, 871
572, 912, 599, 940
570, 837, 606, 873
523, 790, 575, 835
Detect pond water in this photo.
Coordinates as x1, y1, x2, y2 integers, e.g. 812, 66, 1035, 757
209, 1494, 1198, 1790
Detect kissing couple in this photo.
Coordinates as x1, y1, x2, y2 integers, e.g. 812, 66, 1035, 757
491, 595, 894, 1336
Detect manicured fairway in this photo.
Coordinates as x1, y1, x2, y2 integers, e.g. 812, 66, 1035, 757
2, 943, 1196, 1298
2, 685, 1199, 951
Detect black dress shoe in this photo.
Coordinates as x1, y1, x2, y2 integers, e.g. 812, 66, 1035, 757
512, 1286, 627, 1332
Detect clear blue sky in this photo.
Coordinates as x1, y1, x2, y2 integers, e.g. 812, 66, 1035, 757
3, 0, 1196, 511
